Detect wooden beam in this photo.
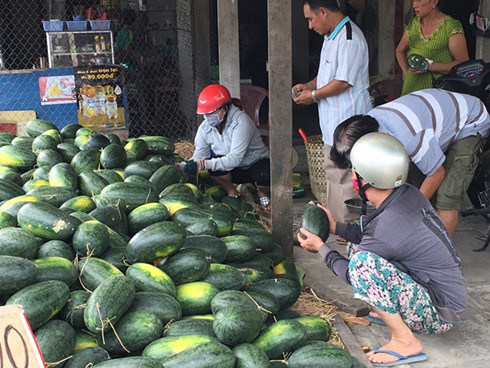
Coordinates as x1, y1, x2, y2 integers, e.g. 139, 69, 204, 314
268, 0, 293, 257
217, 0, 240, 98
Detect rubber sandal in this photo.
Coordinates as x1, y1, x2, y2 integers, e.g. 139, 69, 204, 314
367, 315, 386, 326
371, 348, 427, 367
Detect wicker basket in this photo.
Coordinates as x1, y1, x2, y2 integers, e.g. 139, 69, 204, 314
304, 135, 327, 204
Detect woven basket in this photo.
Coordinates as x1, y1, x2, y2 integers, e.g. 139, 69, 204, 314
304, 135, 327, 204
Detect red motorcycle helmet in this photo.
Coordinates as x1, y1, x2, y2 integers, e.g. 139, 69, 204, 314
196, 84, 232, 114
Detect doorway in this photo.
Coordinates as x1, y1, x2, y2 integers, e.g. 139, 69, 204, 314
442, 0, 479, 59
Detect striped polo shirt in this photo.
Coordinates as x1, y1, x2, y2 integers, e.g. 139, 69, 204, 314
367, 89, 490, 176
317, 17, 371, 146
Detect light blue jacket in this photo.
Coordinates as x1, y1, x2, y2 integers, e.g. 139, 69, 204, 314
192, 104, 269, 172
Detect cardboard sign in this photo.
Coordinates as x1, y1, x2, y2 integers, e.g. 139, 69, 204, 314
0, 305, 45, 368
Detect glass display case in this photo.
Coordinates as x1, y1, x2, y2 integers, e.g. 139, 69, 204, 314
46, 31, 114, 68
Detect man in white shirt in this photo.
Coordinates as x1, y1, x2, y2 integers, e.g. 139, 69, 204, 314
293, 0, 371, 222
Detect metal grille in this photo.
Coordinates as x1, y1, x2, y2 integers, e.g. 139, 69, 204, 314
0, 0, 204, 141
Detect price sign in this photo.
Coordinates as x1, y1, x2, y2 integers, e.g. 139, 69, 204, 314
0, 305, 45, 368
74, 65, 126, 131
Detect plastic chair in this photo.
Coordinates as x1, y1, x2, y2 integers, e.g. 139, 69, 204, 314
368, 79, 403, 106
240, 85, 270, 147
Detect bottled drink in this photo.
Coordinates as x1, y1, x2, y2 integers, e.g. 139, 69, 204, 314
94, 35, 101, 53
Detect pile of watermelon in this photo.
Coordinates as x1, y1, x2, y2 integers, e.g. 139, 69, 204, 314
0, 119, 365, 368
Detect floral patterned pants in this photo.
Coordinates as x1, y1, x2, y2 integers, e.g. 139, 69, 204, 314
348, 250, 454, 334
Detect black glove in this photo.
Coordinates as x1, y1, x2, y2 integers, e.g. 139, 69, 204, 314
176, 159, 199, 175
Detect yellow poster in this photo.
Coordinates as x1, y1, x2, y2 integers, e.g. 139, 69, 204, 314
74, 65, 126, 130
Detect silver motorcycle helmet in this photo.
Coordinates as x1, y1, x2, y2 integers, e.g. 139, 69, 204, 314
350, 132, 409, 189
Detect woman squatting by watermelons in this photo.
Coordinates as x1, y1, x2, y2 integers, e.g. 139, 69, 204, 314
176, 84, 271, 210
298, 133, 466, 367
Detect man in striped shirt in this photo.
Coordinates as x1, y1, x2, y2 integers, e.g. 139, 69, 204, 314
330, 88, 490, 236
293, 0, 371, 223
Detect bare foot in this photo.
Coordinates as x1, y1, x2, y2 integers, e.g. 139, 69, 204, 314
227, 190, 240, 197
366, 336, 423, 365
369, 311, 380, 319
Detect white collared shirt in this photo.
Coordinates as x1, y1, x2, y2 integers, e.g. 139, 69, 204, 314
317, 17, 372, 145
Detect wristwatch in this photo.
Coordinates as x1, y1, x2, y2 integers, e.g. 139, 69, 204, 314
312, 90, 318, 103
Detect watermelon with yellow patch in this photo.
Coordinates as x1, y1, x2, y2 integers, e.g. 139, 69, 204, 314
126, 221, 186, 264
17, 201, 80, 240
175, 281, 220, 316
142, 334, 218, 362
125, 262, 176, 297
273, 256, 299, 282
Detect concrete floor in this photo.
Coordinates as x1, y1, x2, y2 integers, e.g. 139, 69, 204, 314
290, 136, 490, 368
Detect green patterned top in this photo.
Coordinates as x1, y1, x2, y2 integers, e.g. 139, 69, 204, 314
402, 16, 464, 95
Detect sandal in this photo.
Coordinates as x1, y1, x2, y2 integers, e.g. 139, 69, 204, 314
259, 196, 271, 211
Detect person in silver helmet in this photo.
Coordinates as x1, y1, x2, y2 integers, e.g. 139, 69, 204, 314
298, 133, 466, 367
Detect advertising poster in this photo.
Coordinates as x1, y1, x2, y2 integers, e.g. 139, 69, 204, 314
39, 75, 77, 105
74, 65, 126, 130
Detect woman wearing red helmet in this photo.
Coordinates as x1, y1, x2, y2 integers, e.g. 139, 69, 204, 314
182, 84, 271, 210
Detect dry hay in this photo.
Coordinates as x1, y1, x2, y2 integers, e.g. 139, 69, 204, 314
291, 287, 344, 348
174, 141, 195, 160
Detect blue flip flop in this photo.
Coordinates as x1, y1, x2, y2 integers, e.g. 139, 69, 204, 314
367, 315, 386, 326
371, 348, 427, 367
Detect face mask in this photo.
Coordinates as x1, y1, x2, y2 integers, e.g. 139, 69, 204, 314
352, 177, 360, 191
204, 113, 221, 127
352, 177, 369, 201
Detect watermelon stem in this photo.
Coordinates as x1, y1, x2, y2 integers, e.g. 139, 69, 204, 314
95, 302, 130, 353
243, 290, 272, 314
163, 318, 176, 334
46, 355, 73, 367
75, 253, 94, 293
107, 315, 130, 354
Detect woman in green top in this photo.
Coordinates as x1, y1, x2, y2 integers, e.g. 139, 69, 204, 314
396, 0, 469, 95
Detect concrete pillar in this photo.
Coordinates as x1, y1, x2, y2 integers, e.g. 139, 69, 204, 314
193, 0, 211, 126
377, 0, 396, 78
217, 0, 240, 98
268, 0, 293, 256
176, 0, 200, 137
